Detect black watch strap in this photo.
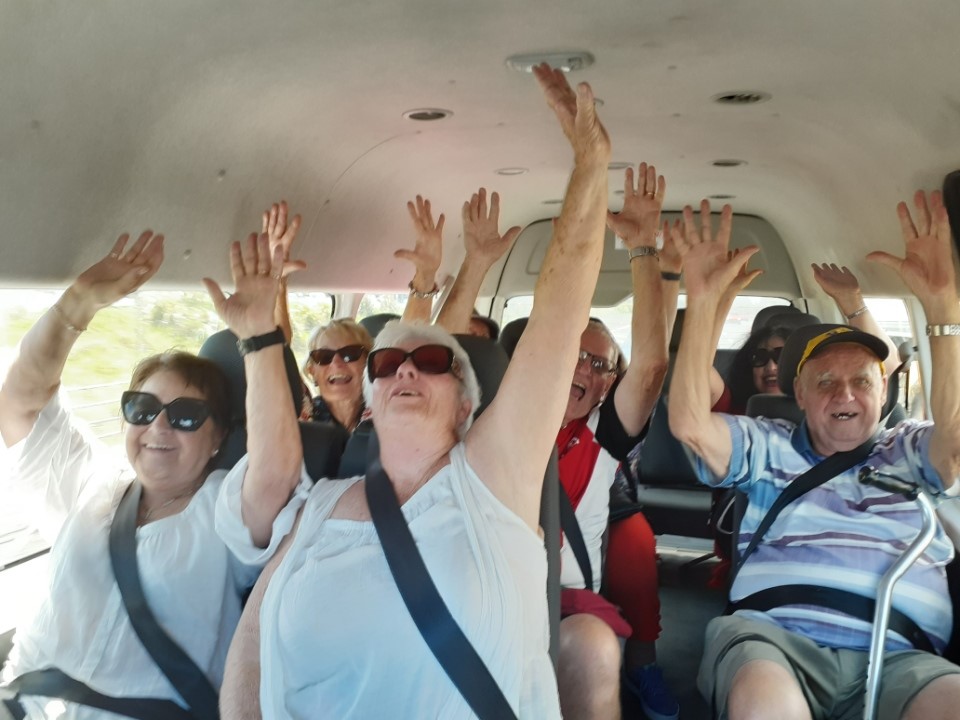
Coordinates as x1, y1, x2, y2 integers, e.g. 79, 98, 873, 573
236, 326, 285, 356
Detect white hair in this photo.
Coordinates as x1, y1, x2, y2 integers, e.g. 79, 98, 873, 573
362, 321, 481, 439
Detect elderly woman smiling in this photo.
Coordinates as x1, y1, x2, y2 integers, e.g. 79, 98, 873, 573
205, 65, 611, 719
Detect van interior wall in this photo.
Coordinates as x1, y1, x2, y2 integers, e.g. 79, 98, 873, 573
1, 2, 958, 307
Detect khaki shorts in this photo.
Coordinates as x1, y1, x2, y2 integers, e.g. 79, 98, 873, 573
699, 615, 960, 720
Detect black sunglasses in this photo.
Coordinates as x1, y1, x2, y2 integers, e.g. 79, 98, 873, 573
309, 344, 366, 366
121, 391, 211, 432
577, 349, 616, 375
367, 345, 460, 381
750, 346, 784, 368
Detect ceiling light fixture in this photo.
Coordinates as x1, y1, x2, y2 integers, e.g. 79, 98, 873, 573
495, 167, 528, 176
505, 51, 595, 73
402, 108, 453, 121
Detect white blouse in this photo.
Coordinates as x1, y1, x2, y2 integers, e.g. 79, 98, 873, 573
216, 443, 562, 719
0, 393, 262, 719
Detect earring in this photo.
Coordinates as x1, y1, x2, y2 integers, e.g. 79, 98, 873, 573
211, 449, 219, 457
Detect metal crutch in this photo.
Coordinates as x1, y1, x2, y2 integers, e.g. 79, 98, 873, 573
858, 466, 938, 720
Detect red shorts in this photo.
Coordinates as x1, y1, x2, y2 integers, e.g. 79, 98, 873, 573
560, 587, 633, 638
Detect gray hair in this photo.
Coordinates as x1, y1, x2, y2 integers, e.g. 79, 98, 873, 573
362, 321, 481, 439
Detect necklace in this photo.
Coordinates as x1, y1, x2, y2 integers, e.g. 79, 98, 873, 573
139, 482, 203, 524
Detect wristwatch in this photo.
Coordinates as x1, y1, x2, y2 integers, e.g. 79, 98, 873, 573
237, 326, 286, 356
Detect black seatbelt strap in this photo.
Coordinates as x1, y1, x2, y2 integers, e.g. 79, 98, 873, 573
730, 430, 880, 586
558, 482, 594, 591
4, 669, 194, 720
364, 453, 518, 720
109, 481, 220, 720
730, 584, 935, 654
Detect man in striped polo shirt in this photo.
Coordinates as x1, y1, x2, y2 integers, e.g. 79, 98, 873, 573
669, 191, 960, 720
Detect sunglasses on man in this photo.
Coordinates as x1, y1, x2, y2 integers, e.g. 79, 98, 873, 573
309, 344, 367, 365
121, 391, 211, 432
367, 344, 462, 381
750, 346, 783, 368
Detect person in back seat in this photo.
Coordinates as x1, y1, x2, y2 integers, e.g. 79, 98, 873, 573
207, 63, 612, 719
435, 161, 682, 719
0, 232, 264, 718
669, 192, 960, 720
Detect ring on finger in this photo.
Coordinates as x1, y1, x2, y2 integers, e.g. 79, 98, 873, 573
109, 252, 120, 259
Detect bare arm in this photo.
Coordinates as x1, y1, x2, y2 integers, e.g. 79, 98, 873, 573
220, 515, 299, 719
606, 163, 669, 435
204, 235, 302, 547
668, 202, 762, 479
435, 188, 521, 334
868, 190, 960, 490
398, 196, 443, 323
812, 263, 898, 374
465, 65, 611, 530
0, 232, 163, 448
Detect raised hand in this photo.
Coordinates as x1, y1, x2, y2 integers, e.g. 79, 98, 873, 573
660, 218, 684, 275
462, 188, 521, 266
812, 263, 861, 299
676, 200, 760, 300
396, 195, 444, 289
868, 190, 959, 310
262, 201, 307, 278
533, 63, 610, 163
203, 233, 284, 339
72, 230, 165, 310
607, 163, 666, 249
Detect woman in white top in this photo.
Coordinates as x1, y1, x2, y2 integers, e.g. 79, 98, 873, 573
0, 232, 265, 719
205, 65, 612, 719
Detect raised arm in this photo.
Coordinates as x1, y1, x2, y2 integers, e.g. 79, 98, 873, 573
605, 163, 669, 435
262, 201, 306, 344
0, 232, 163, 448
465, 64, 610, 530
812, 262, 898, 373
868, 190, 960, 490
204, 235, 301, 547
668, 201, 761, 479
397, 196, 444, 322
435, 188, 521, 334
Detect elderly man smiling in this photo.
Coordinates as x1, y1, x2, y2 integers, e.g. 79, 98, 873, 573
668, 191, 960, 720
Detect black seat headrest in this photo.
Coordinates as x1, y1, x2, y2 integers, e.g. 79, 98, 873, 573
751, 304, 802, 334
745, 393, 804, 424
498, 317, 528, 359
198, 329, 303, 423
452, 334, 509, 417
358, 313, 400, 339
765, 311, 821, 333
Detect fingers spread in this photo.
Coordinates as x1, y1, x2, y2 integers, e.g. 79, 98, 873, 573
110, 233, 130, 258
126, 230, 154, 261
256, 233, 272, 275
866, 250, 903, 271
230, 240, 246, 280
202, 278, 227, 314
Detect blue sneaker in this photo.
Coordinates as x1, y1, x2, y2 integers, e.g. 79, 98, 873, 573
623, 663, 680, 720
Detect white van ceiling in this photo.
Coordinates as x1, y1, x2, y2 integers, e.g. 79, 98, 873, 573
2, 1, 958, 300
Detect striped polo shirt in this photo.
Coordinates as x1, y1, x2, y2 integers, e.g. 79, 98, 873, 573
694, 416, 955, 652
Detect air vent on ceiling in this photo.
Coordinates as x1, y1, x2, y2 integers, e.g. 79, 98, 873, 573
712, 91, 771, 105
711, 159, 747, 168
402, 108, 453, 121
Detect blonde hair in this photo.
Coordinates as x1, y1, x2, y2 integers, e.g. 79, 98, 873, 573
303, 319, 374, 374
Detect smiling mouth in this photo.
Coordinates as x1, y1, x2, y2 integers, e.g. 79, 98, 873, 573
831, 412, 858, 421
569, 383, 586, 401
327, 374, 353, 385
144, 443, 175, 451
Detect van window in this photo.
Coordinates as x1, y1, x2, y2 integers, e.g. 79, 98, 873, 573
356, 293, 408, 322
864, 297, 924, 417
503, 294, 791, 359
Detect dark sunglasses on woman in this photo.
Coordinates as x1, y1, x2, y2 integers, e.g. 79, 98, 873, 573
309, 344, 367, 365
367, 344, 461, 381
121, 391, 211, 431
750, 346, 784, 367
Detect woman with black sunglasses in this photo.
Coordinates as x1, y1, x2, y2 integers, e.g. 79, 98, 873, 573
206, 65, 611, 719
0, 232, 265, 719
302, 319, 373, 430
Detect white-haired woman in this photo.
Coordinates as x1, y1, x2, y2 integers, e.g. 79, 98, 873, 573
203, 64, 611, 719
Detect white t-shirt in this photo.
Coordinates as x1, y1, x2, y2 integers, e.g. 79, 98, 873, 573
216, 443, 562, 719
0, 393, 260, 719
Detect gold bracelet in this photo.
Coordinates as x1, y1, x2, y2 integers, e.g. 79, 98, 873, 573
51, 302, 87, 333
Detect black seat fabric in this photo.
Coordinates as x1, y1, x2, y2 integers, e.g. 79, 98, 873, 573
744, 393, 804, 425
198, 329, 348, 480
764, 311, 821, 332
358, 313, 400, 339
498, 317, 528, 359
